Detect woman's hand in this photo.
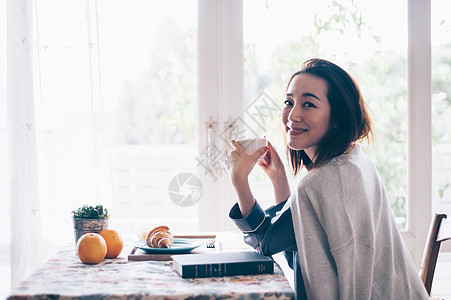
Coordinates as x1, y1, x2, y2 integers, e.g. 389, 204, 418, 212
257, 141, 285, 182
257, 141, 291, 204
224, 140, 268, 217
225, 139, 268, 186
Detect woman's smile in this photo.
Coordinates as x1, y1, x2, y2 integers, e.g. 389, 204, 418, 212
286, 123, 308, 136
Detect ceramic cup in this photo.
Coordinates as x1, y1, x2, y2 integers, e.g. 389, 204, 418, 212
236, 137, 267, 161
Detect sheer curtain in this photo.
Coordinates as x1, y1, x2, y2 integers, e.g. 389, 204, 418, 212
4, 0, 111, 290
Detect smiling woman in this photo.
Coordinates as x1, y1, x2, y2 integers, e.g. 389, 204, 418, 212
282, 74, 332, 161
243, 0, 432, 274
282, 60, 372, 173
225, 58, 428, 299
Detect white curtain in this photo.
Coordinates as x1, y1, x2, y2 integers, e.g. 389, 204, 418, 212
6, 0, 42, 288
3, 0, 111, 290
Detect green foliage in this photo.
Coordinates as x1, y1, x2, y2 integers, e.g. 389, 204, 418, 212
314, 0, 363, 36
72, 205, 109, 219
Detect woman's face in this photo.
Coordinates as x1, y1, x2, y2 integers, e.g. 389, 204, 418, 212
281, 73, 332, 161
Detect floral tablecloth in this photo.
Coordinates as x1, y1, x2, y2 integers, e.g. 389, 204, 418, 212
8, 233, 295, 300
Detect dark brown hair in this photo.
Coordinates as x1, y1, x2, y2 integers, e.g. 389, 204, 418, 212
286, 58, 372, 174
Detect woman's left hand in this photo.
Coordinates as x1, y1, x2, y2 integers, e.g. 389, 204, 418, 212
258, 141, 286, 182
258, 141, 291, 204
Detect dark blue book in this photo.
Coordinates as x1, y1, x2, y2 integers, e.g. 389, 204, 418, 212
171, 251, 274, 278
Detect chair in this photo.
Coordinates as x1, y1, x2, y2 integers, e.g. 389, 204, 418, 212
419, 213, 451, 296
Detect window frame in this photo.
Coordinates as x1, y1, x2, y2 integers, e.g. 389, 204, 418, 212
197, 0, 244, 231
404, 0, 431, 267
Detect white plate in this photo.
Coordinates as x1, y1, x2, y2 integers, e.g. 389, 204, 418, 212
135, 238, 202, 254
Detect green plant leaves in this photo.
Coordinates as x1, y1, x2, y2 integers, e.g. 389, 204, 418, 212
72, 205, 109, 219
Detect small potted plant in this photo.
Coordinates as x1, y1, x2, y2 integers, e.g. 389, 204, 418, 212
72, 204, 109, 246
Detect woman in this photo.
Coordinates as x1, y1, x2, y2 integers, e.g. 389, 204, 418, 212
225, 58, 429, 299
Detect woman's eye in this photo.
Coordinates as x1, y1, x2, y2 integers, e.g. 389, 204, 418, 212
303, 102, 316, 108
284, 100, 293, 106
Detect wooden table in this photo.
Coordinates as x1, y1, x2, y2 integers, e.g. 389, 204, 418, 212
7, 232, 295, 299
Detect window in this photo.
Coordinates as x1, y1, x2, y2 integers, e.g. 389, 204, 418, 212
96, 0, 199, 236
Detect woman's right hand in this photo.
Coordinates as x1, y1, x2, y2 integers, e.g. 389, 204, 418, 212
224, 139, 268, 186
224, 140, 268, 216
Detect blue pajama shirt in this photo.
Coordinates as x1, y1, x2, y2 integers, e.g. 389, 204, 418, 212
229, 200, 308, 299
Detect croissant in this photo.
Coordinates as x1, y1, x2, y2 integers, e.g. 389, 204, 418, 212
146, 226, 174, 248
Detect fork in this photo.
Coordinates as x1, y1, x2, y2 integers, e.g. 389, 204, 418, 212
206, 240, 215, 248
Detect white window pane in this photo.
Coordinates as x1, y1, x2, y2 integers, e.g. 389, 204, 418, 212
98, 0, 199, 236
432, 0, 451, 217
244, 0, 408, 229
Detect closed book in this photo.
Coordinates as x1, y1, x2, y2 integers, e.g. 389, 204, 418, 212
171, 251, 274, 278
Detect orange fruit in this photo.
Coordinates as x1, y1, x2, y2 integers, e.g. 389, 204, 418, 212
76, 233, 107, 264
99, 229, 124, 258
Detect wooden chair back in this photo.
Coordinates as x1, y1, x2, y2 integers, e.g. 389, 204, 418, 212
419, 213, 451, 295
